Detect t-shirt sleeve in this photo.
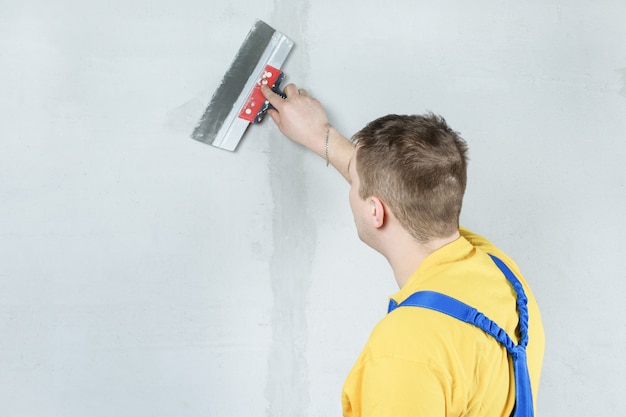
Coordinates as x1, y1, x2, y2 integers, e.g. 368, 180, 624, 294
342, 356, 454, 417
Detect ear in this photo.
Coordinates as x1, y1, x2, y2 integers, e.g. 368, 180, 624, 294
369, 196, 386, 229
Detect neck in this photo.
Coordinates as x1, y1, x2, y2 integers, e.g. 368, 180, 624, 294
384, 230, 461, 289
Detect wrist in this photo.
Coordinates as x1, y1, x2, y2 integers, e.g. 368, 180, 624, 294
324, 126, 356, 181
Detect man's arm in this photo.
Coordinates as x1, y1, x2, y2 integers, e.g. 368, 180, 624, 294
343, 356, 450, 417
261, 83, 355, 182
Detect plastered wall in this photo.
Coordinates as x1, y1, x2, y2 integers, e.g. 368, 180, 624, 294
1, 1, 625, 416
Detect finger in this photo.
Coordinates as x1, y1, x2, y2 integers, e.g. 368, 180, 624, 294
266, 108, 281, 126
298, 88, 308, 97
282, 83, 299, 98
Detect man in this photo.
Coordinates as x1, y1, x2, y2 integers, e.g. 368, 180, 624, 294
261, 84, 545, 417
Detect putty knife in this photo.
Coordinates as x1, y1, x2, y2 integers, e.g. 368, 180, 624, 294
191, 20, 294, 151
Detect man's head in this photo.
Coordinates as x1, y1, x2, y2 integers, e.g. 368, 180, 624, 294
351, 113, 469, 243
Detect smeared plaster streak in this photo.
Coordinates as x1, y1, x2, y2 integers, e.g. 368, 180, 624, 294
265, 2, 315, 416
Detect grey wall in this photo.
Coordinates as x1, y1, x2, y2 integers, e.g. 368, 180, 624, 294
1, 0, 625, 416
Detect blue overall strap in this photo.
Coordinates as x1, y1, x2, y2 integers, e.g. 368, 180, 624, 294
387, 255, 533, 417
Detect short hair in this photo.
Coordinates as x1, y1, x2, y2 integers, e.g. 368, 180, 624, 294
353, 113, 469, 243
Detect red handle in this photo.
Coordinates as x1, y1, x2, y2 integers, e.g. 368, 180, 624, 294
238, 65, 282, 122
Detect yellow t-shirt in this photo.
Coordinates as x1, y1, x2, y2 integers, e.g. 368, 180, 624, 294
342, 228, 545, 417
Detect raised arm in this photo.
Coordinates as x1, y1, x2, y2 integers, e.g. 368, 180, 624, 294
261, 83, 355, 183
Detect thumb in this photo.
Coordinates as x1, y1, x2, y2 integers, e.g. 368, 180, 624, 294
261, 84, 283, 111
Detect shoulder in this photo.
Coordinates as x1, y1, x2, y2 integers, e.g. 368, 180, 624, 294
342, 308, 486, 416
459, 227, 546, 401
363, 305, 493, 375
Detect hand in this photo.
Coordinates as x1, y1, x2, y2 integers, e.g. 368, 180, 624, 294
261, 83, 330, 158
262, 83, 355, 182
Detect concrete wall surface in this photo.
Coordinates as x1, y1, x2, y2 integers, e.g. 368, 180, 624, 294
1, 0, 625, 416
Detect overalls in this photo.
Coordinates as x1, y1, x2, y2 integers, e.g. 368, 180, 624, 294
387, 254, 534, 417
